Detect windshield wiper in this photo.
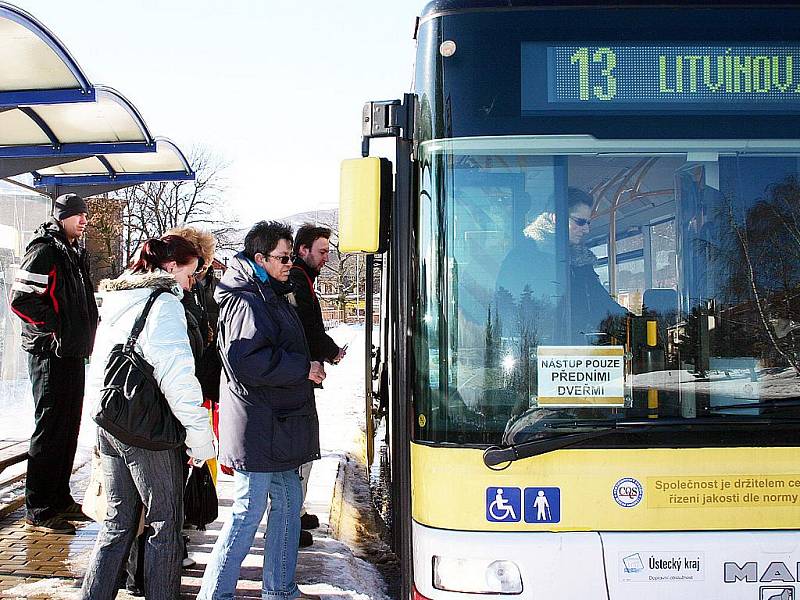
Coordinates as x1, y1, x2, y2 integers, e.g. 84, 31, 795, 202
483, 426, 631, 467
705, 399, 800, 412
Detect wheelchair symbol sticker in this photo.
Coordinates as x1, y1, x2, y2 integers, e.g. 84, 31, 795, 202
486, 487, 521, 522
524, 487, 561, 523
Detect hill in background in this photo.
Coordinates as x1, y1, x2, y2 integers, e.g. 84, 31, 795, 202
220, 208, 338, 258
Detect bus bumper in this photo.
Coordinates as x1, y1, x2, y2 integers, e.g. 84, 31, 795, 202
412, 521, 800, 599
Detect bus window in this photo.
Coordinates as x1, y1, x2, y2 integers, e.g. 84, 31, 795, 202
415, 139, 800, 445
651, 219, 677, 289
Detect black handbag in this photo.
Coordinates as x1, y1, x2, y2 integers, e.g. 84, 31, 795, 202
93, 288, 187, 450
183, 464, 218, 530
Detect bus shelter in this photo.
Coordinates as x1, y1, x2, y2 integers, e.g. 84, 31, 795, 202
0, 0, 196, 459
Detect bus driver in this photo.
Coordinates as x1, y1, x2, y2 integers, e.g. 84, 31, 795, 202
497, 187, 628, 345
564, 188, 629, 344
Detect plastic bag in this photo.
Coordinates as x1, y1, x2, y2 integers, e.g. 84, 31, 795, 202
84, 445, 145, 534
82, 447, 107, 522
183, 463, 218, 530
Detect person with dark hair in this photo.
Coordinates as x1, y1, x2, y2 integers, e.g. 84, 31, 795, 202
291, 224, 344, 364
564, 188, 629, 343
80, 236, 215, 600
199, 220, 324, 600
123, 230, 213, 594
289, 223, 345, 546
10, 193, 98, 534
160, 233, 208, 360
496, 188, 627, 344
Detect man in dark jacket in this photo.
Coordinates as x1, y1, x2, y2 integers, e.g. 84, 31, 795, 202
288, 224, 345, 545
289, 224, 345, 365
10, 193, 99, 534
198, 221, 325, 600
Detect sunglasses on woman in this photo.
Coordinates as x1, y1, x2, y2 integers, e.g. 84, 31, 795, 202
570, 216, 591, 227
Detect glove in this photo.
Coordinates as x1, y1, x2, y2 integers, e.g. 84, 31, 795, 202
187, 441, 216, 464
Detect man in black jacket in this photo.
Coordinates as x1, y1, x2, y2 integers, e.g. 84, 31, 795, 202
10, 193, 99, 534
288, 224, 346, 546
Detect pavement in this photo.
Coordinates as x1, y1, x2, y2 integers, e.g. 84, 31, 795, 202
0, 452, 349, 599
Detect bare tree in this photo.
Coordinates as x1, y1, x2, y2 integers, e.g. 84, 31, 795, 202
704, 181, 800, 375
307, 212, 365, 320
116, 145, 235, 265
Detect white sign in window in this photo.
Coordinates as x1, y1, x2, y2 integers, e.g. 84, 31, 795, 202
537, 346, 625, 407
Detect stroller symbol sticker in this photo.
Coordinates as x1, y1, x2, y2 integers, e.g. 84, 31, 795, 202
486, 487, 521, 522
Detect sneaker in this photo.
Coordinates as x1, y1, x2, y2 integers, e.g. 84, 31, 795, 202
25, 516, 75, 534
182, 534, 196, 567
299, 529, 313, 548
300, 513, 320, 530
58, 501, 91, 521
297, 589, 321, 600
125, 585, 144, 597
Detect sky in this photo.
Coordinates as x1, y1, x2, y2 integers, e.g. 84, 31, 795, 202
11, 0, 420, 223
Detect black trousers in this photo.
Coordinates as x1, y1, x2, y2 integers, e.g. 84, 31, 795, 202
26, 352, 85, 521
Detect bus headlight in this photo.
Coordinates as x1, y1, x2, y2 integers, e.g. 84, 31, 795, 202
432, 556, 523, 594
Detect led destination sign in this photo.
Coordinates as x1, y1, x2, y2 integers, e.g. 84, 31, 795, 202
521, 44, 800, 112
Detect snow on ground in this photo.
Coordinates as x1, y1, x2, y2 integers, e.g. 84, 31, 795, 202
632, 366, 800, 402
303, 323, 394, 599
0, 378, 34, 440
1, 579, 82, 599
317, 324, 368, 457
0, 367, 95, 507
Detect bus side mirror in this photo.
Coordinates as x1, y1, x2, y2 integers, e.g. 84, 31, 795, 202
339, 157, 391, 253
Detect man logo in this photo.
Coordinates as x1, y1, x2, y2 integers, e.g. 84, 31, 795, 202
724, 562, 799, 583
760, 587, 794, 600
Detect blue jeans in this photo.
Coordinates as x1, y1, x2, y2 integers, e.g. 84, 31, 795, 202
80, 428, 184, 600
198, 468, 302, 600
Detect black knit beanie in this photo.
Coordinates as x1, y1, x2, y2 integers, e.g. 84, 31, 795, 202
53, 193, 89, 221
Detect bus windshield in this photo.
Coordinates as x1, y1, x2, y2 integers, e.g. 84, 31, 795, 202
414, 137, 800, 446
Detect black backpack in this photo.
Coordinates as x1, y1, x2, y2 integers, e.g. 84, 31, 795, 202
93, 288, 187, 450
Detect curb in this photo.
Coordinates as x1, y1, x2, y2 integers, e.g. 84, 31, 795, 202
328, 453, 347, 540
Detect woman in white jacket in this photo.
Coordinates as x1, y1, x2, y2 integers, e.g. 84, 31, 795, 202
80, 236, 215, 600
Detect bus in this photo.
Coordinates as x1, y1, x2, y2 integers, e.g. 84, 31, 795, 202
339, 1, 800, 598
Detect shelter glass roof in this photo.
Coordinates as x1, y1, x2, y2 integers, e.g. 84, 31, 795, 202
0, 2, 92, 105
38, 139, 190, 177
0, 1, 194, 192
0, 16, 81, 91
0, 87, 151, 148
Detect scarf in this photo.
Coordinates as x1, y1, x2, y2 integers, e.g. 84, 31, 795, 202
570, 243, 598, 268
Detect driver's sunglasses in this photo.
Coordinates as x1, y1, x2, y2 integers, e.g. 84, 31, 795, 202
194, 257, 206, 274
570, 216, 591, 227
269, 254, 293, 265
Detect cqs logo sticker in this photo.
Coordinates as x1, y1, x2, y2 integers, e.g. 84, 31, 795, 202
613, 477, 643, 508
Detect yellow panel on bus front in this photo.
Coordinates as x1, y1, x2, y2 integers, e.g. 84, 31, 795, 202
339, 157, 382, 253
411, 443, 800, 532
